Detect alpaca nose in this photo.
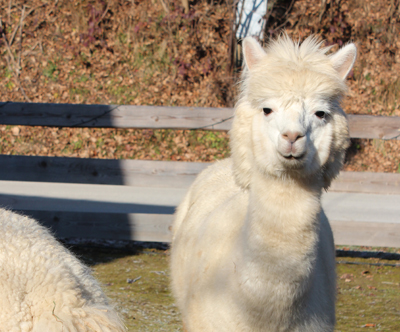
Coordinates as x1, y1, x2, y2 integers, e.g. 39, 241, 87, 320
282, 131, 304, 143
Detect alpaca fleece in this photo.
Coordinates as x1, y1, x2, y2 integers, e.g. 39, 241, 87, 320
170, 35, 356, 332
0, 209, 125, 332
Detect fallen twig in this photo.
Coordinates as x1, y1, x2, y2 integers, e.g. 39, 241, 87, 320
0, 18, 18, 70
127, 276, 142, 283
0, 17, 32, 102
9, 6, 36, 46
17, 5, 25, 77
16, 80, 32, 102
22, 41, 39, 57
8, 0, 11, 25
271, 0, 296, 33
158, 0, 169, 13
97, 3, 109, 26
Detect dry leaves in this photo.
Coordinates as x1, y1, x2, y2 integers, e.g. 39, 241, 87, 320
0, 0, 399, 172
0, 0, 236, 107
340, 273, 354, 283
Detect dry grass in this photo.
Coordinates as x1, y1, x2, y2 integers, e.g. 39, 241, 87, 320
71, 246, 400, 332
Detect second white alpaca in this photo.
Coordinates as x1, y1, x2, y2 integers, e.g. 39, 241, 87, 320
0, 208, 125, 332
171, 35, 356, 331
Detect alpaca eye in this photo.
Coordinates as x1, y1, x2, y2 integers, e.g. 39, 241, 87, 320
315, 111, 326, 119
263, 108, 273, 116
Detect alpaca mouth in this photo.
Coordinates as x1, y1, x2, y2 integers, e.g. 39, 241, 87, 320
281, 153, 305, 161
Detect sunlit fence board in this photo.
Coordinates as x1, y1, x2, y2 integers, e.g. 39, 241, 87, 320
330, 220, 400, 248
0, 102, 234, 130
329, 171, 400, 195
347, 114, 400, 140
1, 102, 400, 139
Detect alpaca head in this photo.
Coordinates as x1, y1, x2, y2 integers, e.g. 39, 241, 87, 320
230, 34, 356, 189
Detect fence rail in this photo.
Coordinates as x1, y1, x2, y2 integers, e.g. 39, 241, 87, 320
0, 102, 399, 247
1, 102, 400, 139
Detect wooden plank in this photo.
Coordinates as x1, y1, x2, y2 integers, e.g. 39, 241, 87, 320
5, 181, 400, 219
329, 171, 400, 195
0, 155, 210, 188
0, 181, 396, 227
331, 220, 400, 247
0, 102, 234, 130
20, 210, 173, 242
0, 155, 399, 194
322, 192, 400, 224
347, 114, 400, 140
0, 180, 185, 213
1, 102, 399, 139
12, 211, 399, 246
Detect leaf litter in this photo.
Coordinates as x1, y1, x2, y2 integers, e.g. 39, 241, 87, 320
0, 0, 399, 172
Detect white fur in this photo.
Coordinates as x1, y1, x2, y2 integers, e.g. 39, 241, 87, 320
0, 209, 125, 332
171, 35, 356, 332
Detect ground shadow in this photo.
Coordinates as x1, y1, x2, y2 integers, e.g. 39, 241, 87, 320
65, 243, 170, 267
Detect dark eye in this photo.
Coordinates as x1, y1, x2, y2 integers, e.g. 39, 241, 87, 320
263, 108, 273, 116
315, 111, 326, 119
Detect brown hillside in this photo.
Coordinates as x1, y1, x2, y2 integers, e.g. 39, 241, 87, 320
0, 0, 399, 172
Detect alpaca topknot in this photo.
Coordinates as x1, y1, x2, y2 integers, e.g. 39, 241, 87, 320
241, 34, 349, 102
266, 33, 330, 63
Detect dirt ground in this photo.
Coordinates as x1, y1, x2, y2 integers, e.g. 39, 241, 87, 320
70, 245, 400, 332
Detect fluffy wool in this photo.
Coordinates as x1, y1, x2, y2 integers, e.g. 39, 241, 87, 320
170, 34, 356, 332
0, 209, 125, 332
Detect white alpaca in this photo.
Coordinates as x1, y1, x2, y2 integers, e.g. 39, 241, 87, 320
0, 209, 125, 332
170, 35, 356, 332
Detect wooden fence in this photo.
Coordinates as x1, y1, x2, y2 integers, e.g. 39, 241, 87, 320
0, 101, 399, 247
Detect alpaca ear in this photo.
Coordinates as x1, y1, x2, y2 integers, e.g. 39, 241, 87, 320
330, 43, 357, 80
242, 37, 267, 70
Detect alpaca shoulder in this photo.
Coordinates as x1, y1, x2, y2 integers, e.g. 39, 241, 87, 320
172, 158, 241, 238
171, 158, 249, 316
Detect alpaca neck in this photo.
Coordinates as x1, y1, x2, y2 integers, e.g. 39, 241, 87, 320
240, 169, 323, 274
233, 170, 326, 329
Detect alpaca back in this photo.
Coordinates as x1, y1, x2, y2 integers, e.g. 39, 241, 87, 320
0, 209, 125, 332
